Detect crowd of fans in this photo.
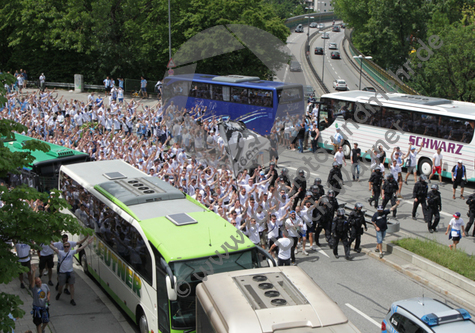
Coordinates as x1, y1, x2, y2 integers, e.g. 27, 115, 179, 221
1, 87, 332, 265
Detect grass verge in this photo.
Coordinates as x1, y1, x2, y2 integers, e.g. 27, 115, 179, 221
393, 238, 475, 281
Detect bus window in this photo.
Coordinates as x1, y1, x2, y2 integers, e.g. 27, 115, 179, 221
441, 116, 474, 143
222, 86, 230, 102
367, 104, 381, 127
191, 82, 210, 99
277, 87, 302, 104
211, 84, 223, 101
231, 87, 248, 104
249, 89, 273, 107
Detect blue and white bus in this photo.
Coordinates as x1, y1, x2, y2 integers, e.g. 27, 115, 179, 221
162, 74, 305, 135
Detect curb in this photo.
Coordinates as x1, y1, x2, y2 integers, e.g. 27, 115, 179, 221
362, 246, 475, 314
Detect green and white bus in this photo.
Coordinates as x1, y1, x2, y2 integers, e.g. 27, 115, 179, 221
59, 160, 274, 333
2, 133, 90, 192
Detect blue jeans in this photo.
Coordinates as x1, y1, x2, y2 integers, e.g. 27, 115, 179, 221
376, 230, 387, 244
298, 138, 304, 153
352, 163, 360, 179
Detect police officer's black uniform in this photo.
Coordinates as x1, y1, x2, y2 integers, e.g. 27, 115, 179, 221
426, 185, 442, 232
327, 162, 343, 197
332, 209, 351, 259
290, 171, 307, 210
466, 193, 475, 236
314, 196, 333, 247
348, 204, 367, 253
412, 176, 428, 220
368, 167, 383, 208
382, 175, 399, 217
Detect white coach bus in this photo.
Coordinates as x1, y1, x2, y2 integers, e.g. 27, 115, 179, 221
317, 91, 475, 180
196, 266, 362, 333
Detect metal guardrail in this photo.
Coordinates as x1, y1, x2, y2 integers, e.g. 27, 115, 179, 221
42, 82, 104, 91
344, 29, 419, 95
285, 13, 338, 30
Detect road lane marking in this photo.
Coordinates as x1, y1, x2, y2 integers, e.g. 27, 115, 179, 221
314, 245, 329, 258
345, 303, 380, 327
400, 200, 453, 217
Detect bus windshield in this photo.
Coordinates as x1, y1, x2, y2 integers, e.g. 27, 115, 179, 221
169, 248, 260, 329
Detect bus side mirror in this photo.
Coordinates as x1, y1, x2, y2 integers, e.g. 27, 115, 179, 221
166, 275, 178, 301
267, 258, 276, 267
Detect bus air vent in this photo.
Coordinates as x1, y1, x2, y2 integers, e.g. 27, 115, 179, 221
98, 176, 185, 205
47, 149, 75, 157
233, 272, 309, 309
166, 213, 197, 226
103, 172, 127, 180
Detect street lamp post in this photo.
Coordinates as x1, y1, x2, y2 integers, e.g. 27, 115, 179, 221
353, 55, 373, 90
319, 30, 326, 83
305, 16, 314, 48
317, 1, 324, 25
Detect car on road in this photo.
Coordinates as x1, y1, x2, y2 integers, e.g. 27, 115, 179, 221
317, 23, 325, 29
309, 22, 317, 28
289, 60, 302, 72
332, 25, 341, 32
333, 79, 348, 90
315, 47, 324, 55
321, 32, 330, 39
382, 297, 475, 333
329, 42, 337, 50
362, 86, 376, 92
295, 24, 304, 33
331, 51, 341, 59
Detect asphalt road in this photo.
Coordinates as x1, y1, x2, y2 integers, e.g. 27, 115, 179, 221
276, 147, 474, 332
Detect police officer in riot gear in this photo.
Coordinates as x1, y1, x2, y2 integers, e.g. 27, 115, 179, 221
266, 161, 279, 187
313, 178, 325, 198
332, 208, 351, 260
466, 191, 475, 237
280, 167, 291, 187
313, 196, 333, 248
348, 203, 367, 253
382, 174, 399, 218
327, 189, 339, 219
327, 162, 343, 197
290, 170, 307, 210
368, 166, 383, 208
412, 175, 428, 220
426, 184, 442, 233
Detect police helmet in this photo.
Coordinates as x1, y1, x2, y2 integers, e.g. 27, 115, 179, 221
337, 208, 345, 216
420, 175, 428, 182
328, 189, 335, 197
332, 161, 339, 167
320, 196, 329, 205
269, 161, 275, 167
375, 166, 381, 171
355, 202, 363, 210
299, 170, 305, 176
431, 184, 439, 190
281, 167, 288, 176
311, 185, 319, 193
314, 178, 322, 185
306, 191, 313, 197
386, 174, 394, 180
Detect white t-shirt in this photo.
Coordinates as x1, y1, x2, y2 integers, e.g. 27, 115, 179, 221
276, 238, 292, 260
285, 218, 299, 237
433, 153, 443, 167
390, 164, 401, 180
449, 217, 464, 232
408, 151, 418, 167
334, 151, 344, 165
15, 243, 31, 262
57, 249, 78, 273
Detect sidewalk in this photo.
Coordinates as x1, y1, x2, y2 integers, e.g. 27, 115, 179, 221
1, 257, 135, 333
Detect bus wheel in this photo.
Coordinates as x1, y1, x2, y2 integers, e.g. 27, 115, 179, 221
342, 142, 351, 159
80, 252, 90, 277
138, 311, 149, 333
418, 158, 432, 177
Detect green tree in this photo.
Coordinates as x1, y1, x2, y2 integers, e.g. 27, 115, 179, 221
0, 72, 90, 332
408, 20, 475, 101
